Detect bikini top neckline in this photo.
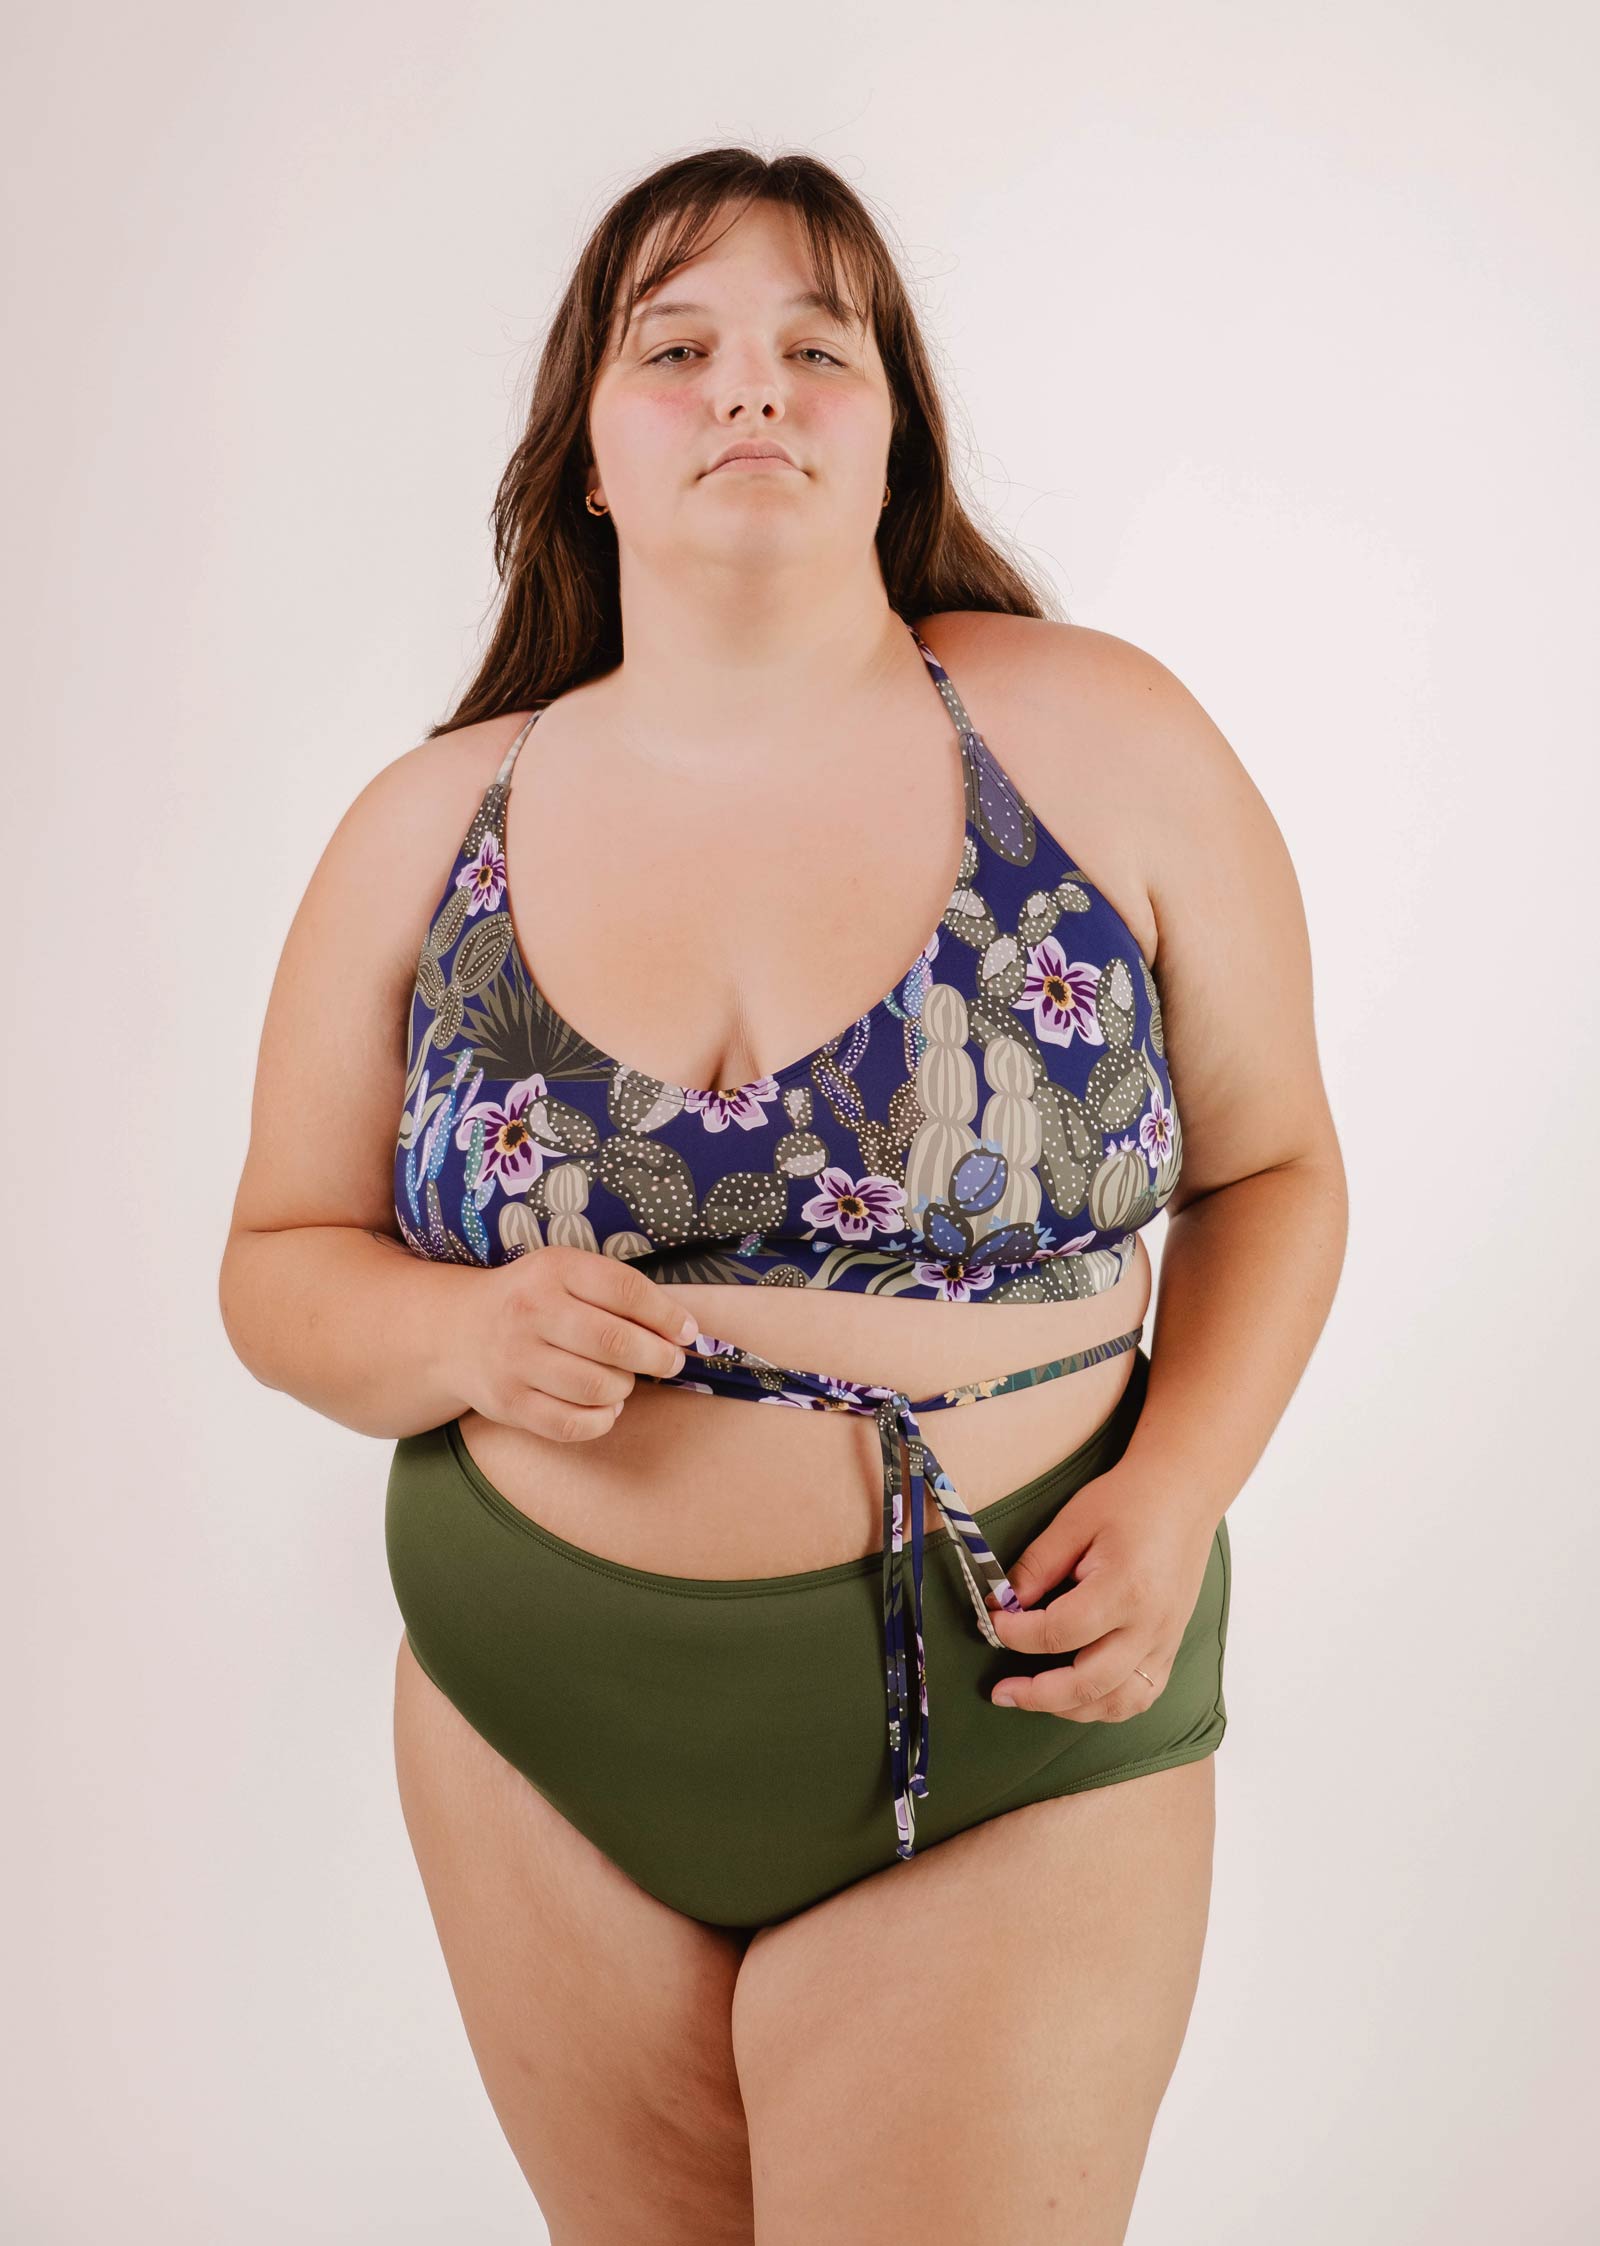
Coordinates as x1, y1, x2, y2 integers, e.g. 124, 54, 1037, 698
478, 614, 1102, 1108
397, 612, 1181, 1298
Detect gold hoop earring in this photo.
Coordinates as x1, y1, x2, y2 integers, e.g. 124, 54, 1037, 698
882, 483, 890, 508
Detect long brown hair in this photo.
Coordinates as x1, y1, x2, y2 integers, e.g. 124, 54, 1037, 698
428, 147, 1059, 739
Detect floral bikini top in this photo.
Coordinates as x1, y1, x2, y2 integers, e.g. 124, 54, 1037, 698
394, 615, 1182, 1867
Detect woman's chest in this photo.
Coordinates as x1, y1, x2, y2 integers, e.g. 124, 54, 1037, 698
499, 639, 1156, 1104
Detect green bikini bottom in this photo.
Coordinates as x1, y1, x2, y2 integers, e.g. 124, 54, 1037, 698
384, 1346, 1231, 1930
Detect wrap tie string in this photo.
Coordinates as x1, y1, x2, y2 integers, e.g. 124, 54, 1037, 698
660, 1320, 1146, 1862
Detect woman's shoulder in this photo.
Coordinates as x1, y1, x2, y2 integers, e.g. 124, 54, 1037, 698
912, 610, 1285, 988
914, 607, 1182, 709
919, 609, 1259, 848
281, 710, 536, 1002
358, 708, 537, 872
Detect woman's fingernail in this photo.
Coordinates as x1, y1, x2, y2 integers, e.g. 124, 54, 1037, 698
678, 1316, 698, 1341
992, 1687, 1018, 1708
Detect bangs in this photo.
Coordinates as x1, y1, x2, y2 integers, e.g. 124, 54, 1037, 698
609, 190, 879, 356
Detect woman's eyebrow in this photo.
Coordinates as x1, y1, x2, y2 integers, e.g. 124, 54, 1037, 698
629, 289, 855, 335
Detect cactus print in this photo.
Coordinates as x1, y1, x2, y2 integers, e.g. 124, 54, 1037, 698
393, 616, 1179, 1860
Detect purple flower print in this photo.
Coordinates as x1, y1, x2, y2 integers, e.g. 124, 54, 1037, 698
801, 1167, 907, 1242
684, 1333, 898, 1411
761, 1380, 894, 1412
682, 1077, 782, 1132
456, 833, 507, 914
455, 1074, 554, 1192
913, 1257, 998, 1303
1138, 1090, 1175, 1166
1015, 934, 1105, 1049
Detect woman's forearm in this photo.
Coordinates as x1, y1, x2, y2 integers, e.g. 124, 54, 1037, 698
1120, 1154, 1349, 1532
218, 1225, 482, 1440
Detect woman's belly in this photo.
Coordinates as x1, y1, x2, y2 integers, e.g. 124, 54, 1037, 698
454, 1239, 1154, 1580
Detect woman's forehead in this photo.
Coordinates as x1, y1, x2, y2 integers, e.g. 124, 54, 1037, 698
617, 210, 869, 338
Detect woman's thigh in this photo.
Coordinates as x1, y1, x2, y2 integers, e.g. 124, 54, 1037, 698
391, 1634, 757, 2246
730, 1755, 1217, 2246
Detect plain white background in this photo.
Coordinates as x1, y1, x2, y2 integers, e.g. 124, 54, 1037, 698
7, 2, 1597, 2239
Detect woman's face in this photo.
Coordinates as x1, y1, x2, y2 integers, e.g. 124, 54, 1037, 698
585, 200, 894, 585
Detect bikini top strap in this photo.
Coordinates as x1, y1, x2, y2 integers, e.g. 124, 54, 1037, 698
493, 704, 547, 790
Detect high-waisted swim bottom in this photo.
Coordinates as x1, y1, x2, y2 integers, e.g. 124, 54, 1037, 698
384, 1346, 1230, 1930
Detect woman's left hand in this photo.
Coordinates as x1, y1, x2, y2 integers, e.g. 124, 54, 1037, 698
983, 1460, 1220, 1720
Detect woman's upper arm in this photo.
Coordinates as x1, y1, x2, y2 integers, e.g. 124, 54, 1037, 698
224, 726, 506, 1245
1087, 633, 1343, 1213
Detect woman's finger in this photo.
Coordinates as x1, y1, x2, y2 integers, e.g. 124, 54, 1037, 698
990, 1628, 1171, 1720
985, 1570, 1122, 1659
995, 1511, 1093, 1615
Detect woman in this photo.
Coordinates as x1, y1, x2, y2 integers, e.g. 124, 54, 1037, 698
221, 147, 1346, 2245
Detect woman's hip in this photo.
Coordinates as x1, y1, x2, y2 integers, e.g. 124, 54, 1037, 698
382, 1350, 1230, 1929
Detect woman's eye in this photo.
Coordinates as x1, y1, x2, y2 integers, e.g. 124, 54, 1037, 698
646, 345, 842, 368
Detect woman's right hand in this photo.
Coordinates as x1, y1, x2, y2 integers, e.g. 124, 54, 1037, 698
445, 1244, 702, 1442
